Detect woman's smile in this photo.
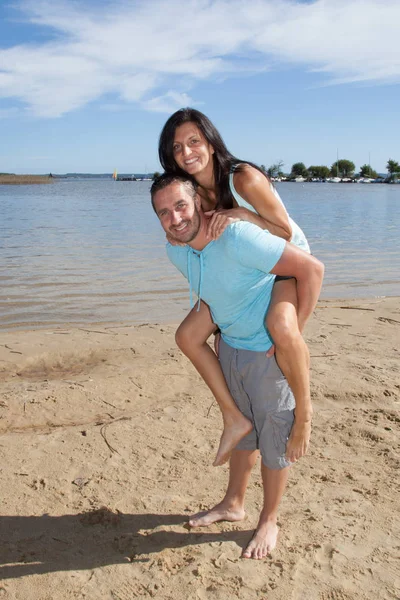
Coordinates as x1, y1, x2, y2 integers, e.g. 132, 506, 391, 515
173, 122, 214, 176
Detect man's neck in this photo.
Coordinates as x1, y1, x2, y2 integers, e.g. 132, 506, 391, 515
188, 217, 210, 251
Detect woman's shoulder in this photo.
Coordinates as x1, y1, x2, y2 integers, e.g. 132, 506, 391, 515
232, 164, 269, 197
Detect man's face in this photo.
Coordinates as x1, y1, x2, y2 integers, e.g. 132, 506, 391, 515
153, 182, 201, 244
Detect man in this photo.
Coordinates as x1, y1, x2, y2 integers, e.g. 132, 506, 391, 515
151, 173, 324, 560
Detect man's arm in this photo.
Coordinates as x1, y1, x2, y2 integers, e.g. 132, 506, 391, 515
271, 244, 325, 332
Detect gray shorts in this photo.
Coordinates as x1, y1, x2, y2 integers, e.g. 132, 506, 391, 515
219, 339, 295, 470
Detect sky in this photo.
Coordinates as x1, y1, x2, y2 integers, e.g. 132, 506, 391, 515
0, 0, 399, 175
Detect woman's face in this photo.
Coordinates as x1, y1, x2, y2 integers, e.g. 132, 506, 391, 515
172, 122, 214, 177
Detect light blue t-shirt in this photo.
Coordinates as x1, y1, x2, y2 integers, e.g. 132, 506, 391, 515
167, 221, 286, 352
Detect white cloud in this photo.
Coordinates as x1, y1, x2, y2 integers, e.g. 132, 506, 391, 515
143, 91, 196, 113
0, 0, 399, 118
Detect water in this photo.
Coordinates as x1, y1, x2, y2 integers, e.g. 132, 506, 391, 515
1, 180, 399, 330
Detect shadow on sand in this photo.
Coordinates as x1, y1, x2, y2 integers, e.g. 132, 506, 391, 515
0, 508, 253, 579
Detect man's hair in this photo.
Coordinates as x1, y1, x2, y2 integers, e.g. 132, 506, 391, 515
150, 172, 198, 213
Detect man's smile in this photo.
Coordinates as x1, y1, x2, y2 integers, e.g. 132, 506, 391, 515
172, 222, 189, 232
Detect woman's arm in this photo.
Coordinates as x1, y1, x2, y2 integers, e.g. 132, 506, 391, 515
233, 166, 292, 240
205, 165, 293, 241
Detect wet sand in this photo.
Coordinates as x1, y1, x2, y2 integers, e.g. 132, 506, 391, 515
0, 297, 399, 599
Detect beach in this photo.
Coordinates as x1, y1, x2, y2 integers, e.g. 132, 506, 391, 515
0, 297, 399, 599
0, 175, 53, 185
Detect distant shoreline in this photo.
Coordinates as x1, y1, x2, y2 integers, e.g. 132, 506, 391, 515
0, 174, 54, 185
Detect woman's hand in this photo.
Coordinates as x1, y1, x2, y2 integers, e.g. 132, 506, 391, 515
166, 233, 186, 247
204, 209, 242, 240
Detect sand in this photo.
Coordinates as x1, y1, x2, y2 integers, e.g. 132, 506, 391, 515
0, 175, 53, 185
0, 297, 399, 600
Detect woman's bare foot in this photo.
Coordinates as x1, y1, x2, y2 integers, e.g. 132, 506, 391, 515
213, 416, 253, 467
188, 502, 245, 527
242, 520, 279, 559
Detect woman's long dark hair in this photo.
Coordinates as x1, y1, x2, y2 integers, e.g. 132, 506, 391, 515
158, 108, 269, 209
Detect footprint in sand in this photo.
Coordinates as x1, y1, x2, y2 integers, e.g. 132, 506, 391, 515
321, 590, 359, 600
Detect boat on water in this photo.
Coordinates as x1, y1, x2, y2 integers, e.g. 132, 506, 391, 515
112, 170, 137, 181
327, 177, 342, 183
294, 176, 306, 183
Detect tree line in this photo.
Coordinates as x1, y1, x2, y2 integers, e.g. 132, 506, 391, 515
152, 159, 400, 182
260, 159, 400, 180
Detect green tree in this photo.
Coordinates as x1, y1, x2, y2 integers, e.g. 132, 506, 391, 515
291, 162, 308, 178
359, 164, 377, 178
260, 164, 266, 173
308, 165, 330, 179
152, 171, 161, 180
386, 159, 400, 174
330, 159, 355, 177
267, 160, 284, 178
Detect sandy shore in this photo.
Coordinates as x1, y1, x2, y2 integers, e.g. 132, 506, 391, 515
0, 297, 399, 599
0, 175, 53, 185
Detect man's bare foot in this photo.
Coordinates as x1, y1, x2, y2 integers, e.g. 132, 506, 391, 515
213, 416, 253, 467
285, 419, 312, 463
188, 502, 245, 528
242, 520, 279, 560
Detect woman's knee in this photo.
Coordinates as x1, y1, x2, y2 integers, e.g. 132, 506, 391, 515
175, 320, 206, 354
175, 322, 192, 353
267, 306, 300, 346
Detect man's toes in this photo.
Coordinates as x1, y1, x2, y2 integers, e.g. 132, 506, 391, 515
242, 543, 255, 559
188, 512, 204, 527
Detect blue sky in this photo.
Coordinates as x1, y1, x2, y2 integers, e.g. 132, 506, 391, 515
0, 0, 399, 174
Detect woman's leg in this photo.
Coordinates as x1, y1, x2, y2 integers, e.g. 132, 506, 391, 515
266, 279, 312, 462
176, 300, 252, 466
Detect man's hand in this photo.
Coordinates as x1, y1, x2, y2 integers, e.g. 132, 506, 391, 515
214, 332, 221, 357
204, 209, 241, 240
285, 417, 312, 463
266, 344, 275, 358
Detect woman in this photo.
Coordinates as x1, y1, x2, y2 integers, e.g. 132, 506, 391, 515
158, 108, 313, 467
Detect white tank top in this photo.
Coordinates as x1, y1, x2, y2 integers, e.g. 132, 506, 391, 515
229, 170, 310, 253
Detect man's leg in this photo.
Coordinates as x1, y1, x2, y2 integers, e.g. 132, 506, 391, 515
189, 449, 258, 527
238, 348, 296, 559
242, 465, 289, 559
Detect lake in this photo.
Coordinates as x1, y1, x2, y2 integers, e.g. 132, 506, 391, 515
1, 180, 399, 330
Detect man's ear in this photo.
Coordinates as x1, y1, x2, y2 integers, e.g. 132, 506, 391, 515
194, 193, 202, 211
